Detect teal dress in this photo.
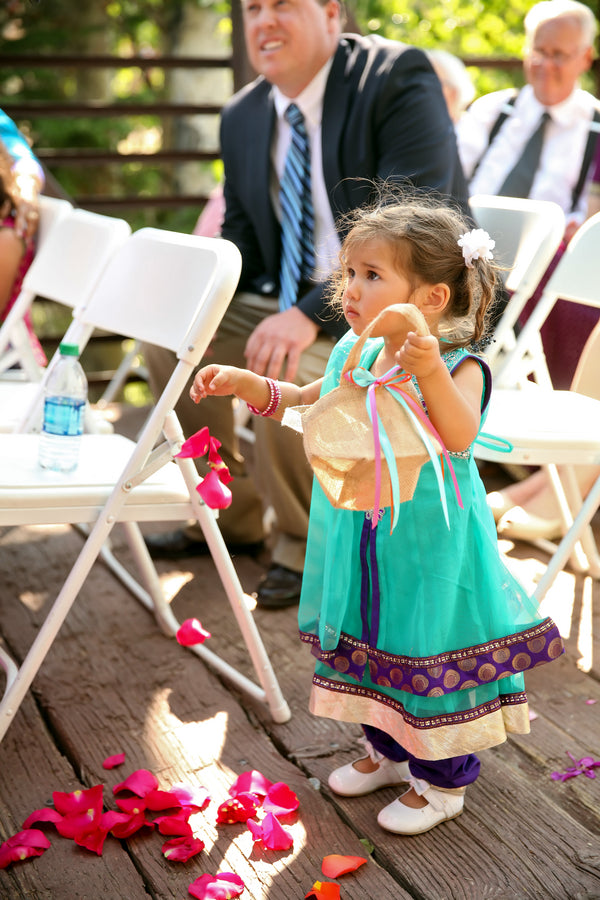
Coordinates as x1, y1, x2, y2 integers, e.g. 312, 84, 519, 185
298, 330, 564, 761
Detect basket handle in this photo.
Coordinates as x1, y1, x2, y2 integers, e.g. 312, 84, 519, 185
341, 303, 430, 379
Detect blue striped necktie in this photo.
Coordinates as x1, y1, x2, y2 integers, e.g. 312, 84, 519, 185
278, 103, 315, 312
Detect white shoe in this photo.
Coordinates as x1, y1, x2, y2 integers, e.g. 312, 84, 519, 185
377, 782, 464, 835
328, 755, 411, 797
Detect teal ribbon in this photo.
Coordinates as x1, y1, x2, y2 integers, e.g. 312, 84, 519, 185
475, 432, 513, 453
346, 364, 453, 531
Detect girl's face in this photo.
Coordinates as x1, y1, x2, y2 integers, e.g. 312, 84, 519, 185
341, 238, 421, 334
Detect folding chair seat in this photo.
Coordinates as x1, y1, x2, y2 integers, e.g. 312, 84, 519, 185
469, 194, 565, 387
0, 208, 131, 434
0, 227, 290, 743
474, 212, 600, 596
0, 195, 73, 381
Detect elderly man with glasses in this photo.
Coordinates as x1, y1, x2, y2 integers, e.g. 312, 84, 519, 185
457, 0, 599, 242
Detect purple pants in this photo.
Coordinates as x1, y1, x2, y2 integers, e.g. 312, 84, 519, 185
363, 725, 480, 789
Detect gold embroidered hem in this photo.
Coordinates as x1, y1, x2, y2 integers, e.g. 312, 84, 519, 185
309, 680, 530, 761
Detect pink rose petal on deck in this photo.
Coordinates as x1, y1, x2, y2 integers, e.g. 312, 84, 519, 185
162, 835, 205, 862
0, 829, 51, 868
103, 809, 151, 839
229, 769, 272, 798
247, 812, 293, 850
113, 769, 158, 797
171, 783, 211, 812
22, 808, 63, 829
103, 752, 126, 770
189, 872, 244, 899
263, 782, 299, 816
176, 618, 212, 647
154, 810, 193, 836
216, 794, 259, 824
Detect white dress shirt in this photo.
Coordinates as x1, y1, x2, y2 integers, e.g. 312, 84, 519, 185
271, 61, 340, 281
456, 83, 600, 224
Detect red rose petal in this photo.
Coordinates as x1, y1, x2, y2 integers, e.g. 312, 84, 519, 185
103, 752, 126, 769
229, 770, 272, 798
162, 835, 205, 862
305, 882, 341, 900
188, 872, 244, 899
113, 769, 158, 797
263, 782, 299, 816
176, 618, 212, 647
321, 854, 367, 878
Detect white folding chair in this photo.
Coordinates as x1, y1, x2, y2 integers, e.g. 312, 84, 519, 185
475, 212, 600, 591
0, 208, 131, 434
0, 195, 73, 380
0, 228, 290, 743
469, 194, 565, 387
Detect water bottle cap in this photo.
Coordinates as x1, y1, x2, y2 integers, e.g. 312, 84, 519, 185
59, 342, 80, 357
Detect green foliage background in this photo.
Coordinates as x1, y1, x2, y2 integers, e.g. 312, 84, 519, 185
1, 0, 598, 232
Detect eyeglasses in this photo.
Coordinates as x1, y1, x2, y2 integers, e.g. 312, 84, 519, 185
527, 46, 586, 66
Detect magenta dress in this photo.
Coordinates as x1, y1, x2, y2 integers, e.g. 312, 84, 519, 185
1, 215, 46, 366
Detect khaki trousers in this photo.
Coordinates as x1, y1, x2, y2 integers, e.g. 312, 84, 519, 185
142, 292, 335, 572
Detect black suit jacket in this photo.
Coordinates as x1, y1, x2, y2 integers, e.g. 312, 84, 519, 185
220, 33, 469, 338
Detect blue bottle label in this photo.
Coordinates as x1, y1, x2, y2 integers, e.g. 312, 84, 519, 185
43, 397, 85, 436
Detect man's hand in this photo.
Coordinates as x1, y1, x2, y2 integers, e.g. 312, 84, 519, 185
244, 306, 319, 381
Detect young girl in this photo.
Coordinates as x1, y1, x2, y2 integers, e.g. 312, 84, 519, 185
190, 198, 564, 835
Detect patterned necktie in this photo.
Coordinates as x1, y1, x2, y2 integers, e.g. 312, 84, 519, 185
278, 103, 315, 312
498, 111, 551, 199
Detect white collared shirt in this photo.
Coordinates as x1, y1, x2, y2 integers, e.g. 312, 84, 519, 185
271, 60, 340, 280
456, 83, 600, 223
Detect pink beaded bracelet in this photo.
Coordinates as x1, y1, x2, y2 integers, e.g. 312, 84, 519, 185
247, 377, 282, 417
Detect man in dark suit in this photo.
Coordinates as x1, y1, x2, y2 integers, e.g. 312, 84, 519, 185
145, 0, 468, 606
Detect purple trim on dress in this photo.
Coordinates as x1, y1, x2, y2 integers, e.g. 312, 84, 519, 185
301, 616, 563, 696
313, 672, 529, 729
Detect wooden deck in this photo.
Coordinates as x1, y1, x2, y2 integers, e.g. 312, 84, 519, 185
1, 405, 599, 899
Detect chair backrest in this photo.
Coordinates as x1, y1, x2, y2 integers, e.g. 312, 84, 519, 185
469, 194, 565, 298
495, 211, 600, 382
469, 195, 565, 381
0, 208, 131, 381
79, 228, 242, 362
37, 196, 73, 248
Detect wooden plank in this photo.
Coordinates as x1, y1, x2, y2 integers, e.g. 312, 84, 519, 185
0, 524, 408, 899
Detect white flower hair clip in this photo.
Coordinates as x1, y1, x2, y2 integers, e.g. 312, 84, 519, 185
457, 228, 495, 269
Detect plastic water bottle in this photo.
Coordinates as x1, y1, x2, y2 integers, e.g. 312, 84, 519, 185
38, 342, 87, 472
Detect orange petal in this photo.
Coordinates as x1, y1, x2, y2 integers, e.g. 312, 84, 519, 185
322, 854, 367, 878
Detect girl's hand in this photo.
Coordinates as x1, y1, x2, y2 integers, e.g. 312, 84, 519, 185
190, 365, 243, 404
395, 332, 443, 379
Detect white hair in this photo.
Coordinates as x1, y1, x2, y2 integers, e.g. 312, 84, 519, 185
524, 0, 598, 48
426, 49, 476, 114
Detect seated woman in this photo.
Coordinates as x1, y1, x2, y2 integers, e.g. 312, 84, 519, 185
0, 139, 45, 366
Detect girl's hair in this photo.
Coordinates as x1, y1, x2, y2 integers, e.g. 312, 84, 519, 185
331, 192, 500, 348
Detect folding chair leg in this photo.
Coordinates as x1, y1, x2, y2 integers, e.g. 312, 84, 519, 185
97, 518, 291, 724
0, 513, 118, 742
533, 474, 600, 603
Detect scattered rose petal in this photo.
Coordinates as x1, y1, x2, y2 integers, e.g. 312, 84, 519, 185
115, 795, 147, 815
145, 788, 186, 812
103, 752, 126, 770
305, 882, 341, 900
528, 709, 538, 721
176, 618, 212, 647
551, 750, 600, 781
176, 427, 210, 459
216, 794, 258, 824
585, 699, 597, 705
0, 830, 51, 869
103, 809, 151, 839
189, 872, 244, 899
171, 784, 211, 812
74, 825, 109, 855
263, 782, 299, 817
229, 770, 272, 799
163, 835, 205, 862
154, 811, 193, 837
53, 785, 104, 842
197, 469, 232, 509
247, 812, 293, 851
322, 854, 367, 878
113, 769, 158, 798
22, 808, 63, 829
